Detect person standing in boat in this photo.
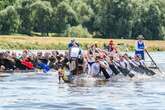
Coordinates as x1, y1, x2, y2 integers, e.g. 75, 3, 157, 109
69, 42, 83, 75
68, 39, 79, 49
135, 35, 145, 60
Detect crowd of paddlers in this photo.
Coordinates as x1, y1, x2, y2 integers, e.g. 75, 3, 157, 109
0, 50, 67, 73
0, 38, 157, 83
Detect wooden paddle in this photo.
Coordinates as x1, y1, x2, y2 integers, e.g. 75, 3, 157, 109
145, 49, 162, 73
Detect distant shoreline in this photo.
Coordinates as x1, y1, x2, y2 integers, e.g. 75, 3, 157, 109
0, 35, 165, 51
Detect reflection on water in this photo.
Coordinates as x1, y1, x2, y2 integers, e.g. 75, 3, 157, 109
0, 52, 165, 110
1, 73, 165, 110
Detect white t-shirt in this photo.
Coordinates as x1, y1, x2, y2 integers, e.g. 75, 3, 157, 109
119, 61, 127, 69
70, 47, 80, 58
91, 62, 100, 76
124, 60, 131, 70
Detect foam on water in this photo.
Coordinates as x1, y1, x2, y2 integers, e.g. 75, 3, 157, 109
0, 52, 165, 110
1, 70, 165, 110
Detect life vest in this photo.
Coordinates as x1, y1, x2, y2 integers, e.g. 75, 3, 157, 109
108, 45, 113, 52
137, 41, 144, 50
21, 59, 33, 69
37, 63, 50, 73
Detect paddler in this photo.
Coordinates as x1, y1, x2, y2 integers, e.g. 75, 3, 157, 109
86, 51, 96, 75
108, 39, 115, 52
0, 65, 5, 73
135, 35, 145, 60
98, 54, 112, 79
134, 55, 156, 76
88, 41, 99, 55
108, 56, 120, 76
114, 55, 135, 78
55, 55, 68, 83
90, 56, 101, 77
69, 41, 83, 75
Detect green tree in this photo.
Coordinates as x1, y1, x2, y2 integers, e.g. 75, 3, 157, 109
84, 0, 101, 32
85, 0, 101, 14
132, 0, 165, 40
31, 1, 53, 36
71, 0, 94, 24
42, 0, 62, 7
15, 0, 34, 35
0, 6, 20, 34
71, 0, 94, 30
51, 1, 78, 33
0, 0, 17, 10
0, 0, 164, 39
95, 0, 135, 38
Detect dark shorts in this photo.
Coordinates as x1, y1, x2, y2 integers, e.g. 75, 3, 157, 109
135, 51, 144, 60
88, 62, 95, 66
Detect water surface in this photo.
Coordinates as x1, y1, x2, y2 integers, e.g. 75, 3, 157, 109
0, 52, 165, 110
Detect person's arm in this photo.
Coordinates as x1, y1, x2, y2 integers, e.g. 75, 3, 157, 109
68, 42, 71, 49
99, 61, 109, 69
68, 48, 71, 59
77, 48, 82, 59
135, 41, 138, 51
140, 60, 146, 67
129, 60, 138, 67
124, 60, 131, 70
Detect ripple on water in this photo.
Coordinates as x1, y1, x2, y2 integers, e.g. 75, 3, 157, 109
0, 64, 165, 110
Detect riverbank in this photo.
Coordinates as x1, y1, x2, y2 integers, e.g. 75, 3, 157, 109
0, 35, 165, 51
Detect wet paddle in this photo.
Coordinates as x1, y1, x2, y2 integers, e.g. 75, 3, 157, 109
145, 49, 162, 73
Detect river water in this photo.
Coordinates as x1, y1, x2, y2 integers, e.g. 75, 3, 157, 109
0, 52, 165, 110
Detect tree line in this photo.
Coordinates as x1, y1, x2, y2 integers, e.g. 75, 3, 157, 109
0, 0, 165, 40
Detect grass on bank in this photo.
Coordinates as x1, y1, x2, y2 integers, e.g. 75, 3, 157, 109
0, 35, 165, 51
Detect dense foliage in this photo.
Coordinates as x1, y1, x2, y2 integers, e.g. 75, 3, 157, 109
0, 0, 165, 39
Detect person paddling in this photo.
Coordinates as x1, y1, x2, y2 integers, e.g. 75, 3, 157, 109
114, 55, 135, 78
90, 56, 101, 77
98, 54, 112, 79
108, 40, 116, 52
135, 35, 145, 60
134, 55, 156, 76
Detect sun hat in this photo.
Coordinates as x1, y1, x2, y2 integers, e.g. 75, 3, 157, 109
137, 35, 144, 40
